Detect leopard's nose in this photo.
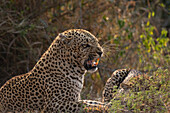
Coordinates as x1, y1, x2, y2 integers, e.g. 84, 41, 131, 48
97, 51, 103, 57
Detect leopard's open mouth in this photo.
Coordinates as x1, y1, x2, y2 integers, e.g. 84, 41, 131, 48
84, 58, 100, 71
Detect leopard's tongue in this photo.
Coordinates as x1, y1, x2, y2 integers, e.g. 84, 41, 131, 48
87, 58, 100, 67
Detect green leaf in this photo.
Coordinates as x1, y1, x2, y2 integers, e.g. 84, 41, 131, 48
140, 34, 145, 39
108, 35, 113, 40
128, 32, 133, 39
118, 19, 125, 29
159, 3, 165, 8
161, 29, 168, 37
148, 12, 151, 19
114, 38, 119, 44
146, 21, 150, 26
152, 12, 155, 17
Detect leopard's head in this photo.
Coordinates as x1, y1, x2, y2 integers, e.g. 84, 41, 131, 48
56, 29, 103, 73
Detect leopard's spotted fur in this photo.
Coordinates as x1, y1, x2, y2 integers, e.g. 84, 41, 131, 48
0, 29, 107, 113
102, 69, 142, 103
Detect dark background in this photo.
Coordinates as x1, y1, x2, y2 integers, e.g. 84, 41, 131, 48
0, 0, 169, 101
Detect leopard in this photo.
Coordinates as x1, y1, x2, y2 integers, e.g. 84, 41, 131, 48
102, 69, 142, 103
0, 29, 108, 113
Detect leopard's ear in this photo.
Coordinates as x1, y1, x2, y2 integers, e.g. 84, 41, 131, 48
59, 33, 73, 39
58, 33, 73, 45
59, 33, 67, 40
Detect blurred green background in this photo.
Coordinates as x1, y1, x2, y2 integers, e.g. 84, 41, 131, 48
0, 0, 169, 102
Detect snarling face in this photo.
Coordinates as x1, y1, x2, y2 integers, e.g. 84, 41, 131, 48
58, 29, 103, 73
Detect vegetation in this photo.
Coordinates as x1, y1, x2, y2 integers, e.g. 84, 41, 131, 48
109, 69, 169, 113
0, 0, 169, 112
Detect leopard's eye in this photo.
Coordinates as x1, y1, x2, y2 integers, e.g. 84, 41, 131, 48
82, 44, 90, 48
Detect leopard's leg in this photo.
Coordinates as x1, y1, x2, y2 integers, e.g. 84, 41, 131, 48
80, 100, 108, 112
102, 69, 142, 103
42, 99, 107, 113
